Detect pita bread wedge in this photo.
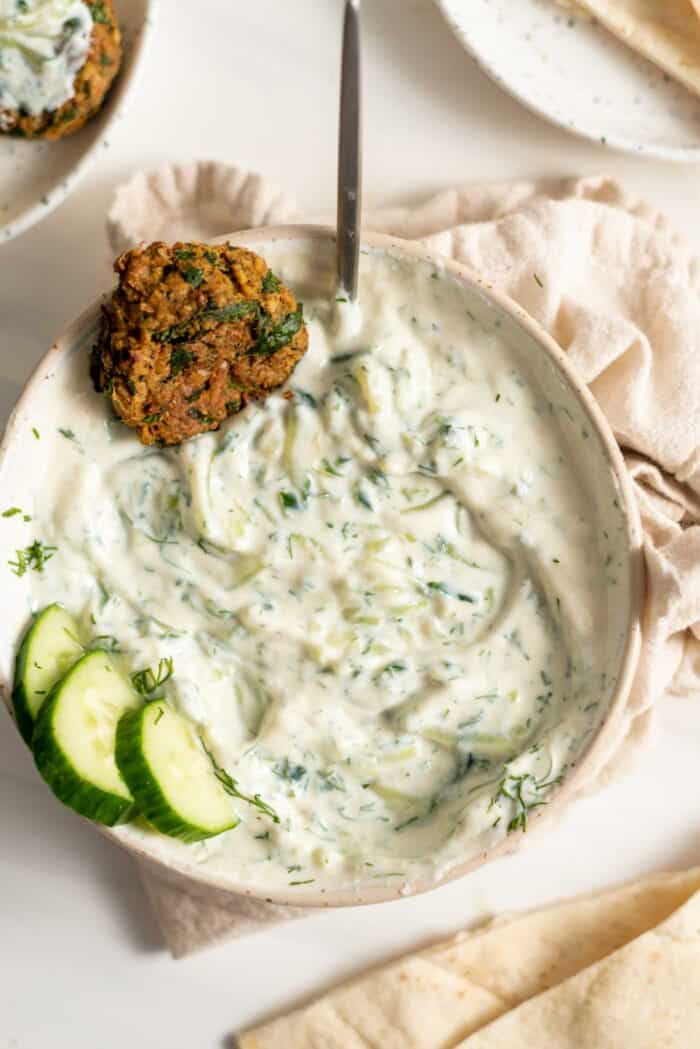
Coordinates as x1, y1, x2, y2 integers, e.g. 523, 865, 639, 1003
460, 886, 700, 1048
239, 868, 700, 1048
569, 1, 700, 100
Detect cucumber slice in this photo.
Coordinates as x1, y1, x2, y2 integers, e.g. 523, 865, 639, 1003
12, 604, 84, 745
115, 703, 239, 843
33, 650, 138, 826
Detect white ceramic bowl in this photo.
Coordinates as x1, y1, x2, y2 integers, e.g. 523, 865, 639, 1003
0, 227, 644, 906
0, 0, 158, 245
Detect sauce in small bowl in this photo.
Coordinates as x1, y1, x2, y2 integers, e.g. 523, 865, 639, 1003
0, 228, 643, 905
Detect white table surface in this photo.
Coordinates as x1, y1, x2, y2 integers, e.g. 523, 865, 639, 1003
2, 2, 699, 1046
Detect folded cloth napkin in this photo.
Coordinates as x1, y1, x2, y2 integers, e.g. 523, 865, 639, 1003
122, 172, 700, 956
239, 866, 700, 1048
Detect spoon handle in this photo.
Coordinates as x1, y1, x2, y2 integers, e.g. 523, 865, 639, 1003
337, 0, 362, 303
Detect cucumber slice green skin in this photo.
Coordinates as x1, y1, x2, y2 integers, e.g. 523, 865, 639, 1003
116, 703, 239, 844
12, 604, 83, 745
33, 650, 138, 827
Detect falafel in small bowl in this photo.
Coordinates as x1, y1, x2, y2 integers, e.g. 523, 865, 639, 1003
0, 0, 157, 243
0, 227, 643, 907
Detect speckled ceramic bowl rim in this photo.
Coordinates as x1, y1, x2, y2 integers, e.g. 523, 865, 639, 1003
0, 0, 159, 245
0, 225, 644, 907
435, 0, 700, 164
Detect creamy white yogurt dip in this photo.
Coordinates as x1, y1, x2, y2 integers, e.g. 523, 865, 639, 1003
11, 241, 633, 895
0, 0, 92, 122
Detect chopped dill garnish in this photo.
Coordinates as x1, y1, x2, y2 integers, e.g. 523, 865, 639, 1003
9, 540, 57, 576
200, 738, 280, 823
131, 657, 174, 698
426, 581, 476, 603
490, 771, 560, 833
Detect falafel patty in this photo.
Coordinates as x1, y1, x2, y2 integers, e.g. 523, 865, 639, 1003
0, 0, 122, 141
91, 241, 309, 447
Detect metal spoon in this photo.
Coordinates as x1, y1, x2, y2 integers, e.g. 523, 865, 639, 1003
337, 0, 362, 303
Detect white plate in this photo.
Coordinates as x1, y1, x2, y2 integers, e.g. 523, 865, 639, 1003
437, 0, 700, 162
0, 0, 158, 245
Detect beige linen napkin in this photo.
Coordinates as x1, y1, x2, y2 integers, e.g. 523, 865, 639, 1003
127, 173, 700, 956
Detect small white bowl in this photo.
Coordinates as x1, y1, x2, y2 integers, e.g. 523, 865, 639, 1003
107, 161, 301, 253
0, 0, 158, 245
0, 227, 644, 907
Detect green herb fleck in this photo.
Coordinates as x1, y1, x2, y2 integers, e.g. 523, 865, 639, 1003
174, 248, 196, 261
131, 657, 174, 698
169, 347, 195, 376
378, 662, 407, 677
534, 273, 544, 288
32, 427, 40, 440
182, 265, 204, 288
154, 301, 259, 345
9, 540, 57, 577
88, 634, 121, 653
55, 106, 78, 125
58, 427, 76, 441
330, 348, 370, 364
253, 305, 303, 356
91, 2, 112, 26
318, 769, 345, 792
262, 270, 281, 293
490, 772, 559, 833
294, 389, 316, 408
187, 408, 214, 425
272, 758, 307, 782
279, 490, 301, 512
2, 507, 22, 518
206, 301, 258, 323
354, 484, 373, 511
426, 580, 476, 603
201, 739, 280, 823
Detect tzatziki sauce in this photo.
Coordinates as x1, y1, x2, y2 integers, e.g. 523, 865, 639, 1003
0, 0, 92, 121
12, 241, 632, 895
